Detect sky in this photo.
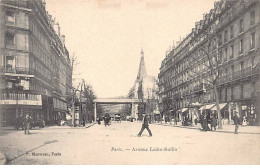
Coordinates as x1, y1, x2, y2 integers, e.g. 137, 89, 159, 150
45, 0, 216, 98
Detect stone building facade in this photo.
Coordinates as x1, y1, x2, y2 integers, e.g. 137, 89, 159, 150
158, 0, 260, 125
0, 0, 72, 126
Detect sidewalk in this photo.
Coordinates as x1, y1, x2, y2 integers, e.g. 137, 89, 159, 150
0, 151, 6, 165
152, 122, 260, 134
0, 123, 96, 131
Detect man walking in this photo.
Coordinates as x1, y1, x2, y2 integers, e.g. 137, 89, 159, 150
24, 114, 31, 135
210, 114, 217, 131
138, 114, 152, 137
233, 111, 240, 134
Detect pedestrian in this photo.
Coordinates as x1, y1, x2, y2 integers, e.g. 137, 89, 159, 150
194, 115, 198, 125
200, 114, 210, 131
233, 112, 240, 134
138, 114, 152, 137
97, 117, 101, 125
24, 114, 30, 135
242, 116, 247, 126
211, 114, 217, 131
174, 117, 177, 125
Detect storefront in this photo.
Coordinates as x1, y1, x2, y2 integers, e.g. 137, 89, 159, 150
199, 103, 215, 121
211, 103, 228, 125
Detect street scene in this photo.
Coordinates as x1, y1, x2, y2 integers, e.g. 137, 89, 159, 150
1, 121, 260, 165
0, 0, 260, 165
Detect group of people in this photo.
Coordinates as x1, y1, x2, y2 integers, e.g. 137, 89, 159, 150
15, 114, 31, 135
97, 113, 111, 126
200, 114, 217, 131
200, 111, 241, 134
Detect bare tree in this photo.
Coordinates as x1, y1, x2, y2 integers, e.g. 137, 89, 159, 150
187, 17, 224, 129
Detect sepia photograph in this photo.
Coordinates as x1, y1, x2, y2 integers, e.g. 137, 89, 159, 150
0, 0, 260, 165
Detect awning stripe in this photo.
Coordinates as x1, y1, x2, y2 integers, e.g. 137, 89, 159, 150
211, 103, 227, 110
199, 104, 215, 110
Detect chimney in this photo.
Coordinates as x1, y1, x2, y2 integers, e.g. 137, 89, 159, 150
42, 0, 46, 8
54, 22, 60, 36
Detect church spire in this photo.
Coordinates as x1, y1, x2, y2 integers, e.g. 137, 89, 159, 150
136, 48, 147, 83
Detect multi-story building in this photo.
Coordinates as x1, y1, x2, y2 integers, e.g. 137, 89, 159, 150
0, 0, 73, 126
158, 0, 260, 125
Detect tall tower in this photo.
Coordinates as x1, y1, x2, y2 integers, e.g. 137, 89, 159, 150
135, 48, 147, 83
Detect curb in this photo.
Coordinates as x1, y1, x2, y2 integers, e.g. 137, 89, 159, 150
85, 123, 96, 128
152, 123, 260, 134
0, 151, 6, 165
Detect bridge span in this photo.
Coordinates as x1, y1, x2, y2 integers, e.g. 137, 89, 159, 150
93, 98, 140, 122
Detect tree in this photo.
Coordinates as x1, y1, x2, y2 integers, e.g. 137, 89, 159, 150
137, 83, 145, 120
188, 15, 224, 129
128, 86, 135, 99
82, 81, 97, 123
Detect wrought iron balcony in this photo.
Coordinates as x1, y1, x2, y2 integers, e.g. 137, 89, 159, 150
4, 67, 30, 74
2, 0, 30, 8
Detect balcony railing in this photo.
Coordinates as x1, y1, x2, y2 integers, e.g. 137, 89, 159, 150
218, 67, 259, 85
194, 84, 205, 93
4, 67, 30, 74
2, 0, 30, 8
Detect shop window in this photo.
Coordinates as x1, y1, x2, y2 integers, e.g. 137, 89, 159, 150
5, 32, 15, 48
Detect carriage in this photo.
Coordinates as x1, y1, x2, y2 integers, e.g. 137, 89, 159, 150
114, 113, 121, 122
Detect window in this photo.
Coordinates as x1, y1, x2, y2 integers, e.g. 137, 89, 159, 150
230, 25, 234, 39
250, 32, 255, 49
224, 30, 228, 43
5, 11, 15, 25
239, 39, 243, 54
241, 85, 243, 99
218, 34, 222, 46
225, 68, 228, 76
251, 10, 255, 26
252, 56, 255, 68
219, 50, 223, 63
231, 65, 234, 76
5, 56, 15, 72
5, 32, 15, 48
240, 61, 244, 70
239, 19, 243, 33
230, 45, 234, 59
224, 48, 227, 61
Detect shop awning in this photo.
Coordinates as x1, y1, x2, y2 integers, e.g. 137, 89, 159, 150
199, 104, 215, 110
154, 110, 160, 114
181, 108, 189, 113
211, 103, 227, 111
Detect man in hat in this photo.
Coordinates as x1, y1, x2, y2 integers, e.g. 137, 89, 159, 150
233, 111, 240, 134
24, 114, 31, 135
137, 114, 152, 137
